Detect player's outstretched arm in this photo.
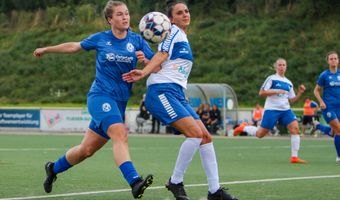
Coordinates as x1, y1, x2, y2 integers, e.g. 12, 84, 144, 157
33, 42, 82, 58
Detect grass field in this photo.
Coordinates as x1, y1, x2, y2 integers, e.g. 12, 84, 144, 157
0, 133, 340, 200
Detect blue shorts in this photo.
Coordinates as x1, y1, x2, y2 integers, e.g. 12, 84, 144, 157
87, 92, 127, 140
322, 107, 340, 123
261, 109, 297, 130
145, 83, 199, 125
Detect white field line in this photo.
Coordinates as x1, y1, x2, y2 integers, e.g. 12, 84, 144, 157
1, 174, 340, 200
0, 144, 331, 151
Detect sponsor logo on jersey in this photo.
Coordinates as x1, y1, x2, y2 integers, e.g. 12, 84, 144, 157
106, 53, 133, 63
102, 103, 111, 112
126, 43, 134, 52
106, 53, 115, 61
179, 48, 189, 54
329, 81, 340, 86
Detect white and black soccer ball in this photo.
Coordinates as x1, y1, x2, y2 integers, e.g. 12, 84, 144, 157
139, 11, 171, 44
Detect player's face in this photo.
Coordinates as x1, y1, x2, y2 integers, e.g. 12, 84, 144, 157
327, 53, 339, 68
171, 3, 190, 30
275, 60, 287, 76
108, 5, 130, 31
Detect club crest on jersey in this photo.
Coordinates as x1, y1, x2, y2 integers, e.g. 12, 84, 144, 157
102, 103, 111, 112
126, 43, 134, 52
106, 53, 115, 61
337, 76, 340, 81
326, 112, 331, 118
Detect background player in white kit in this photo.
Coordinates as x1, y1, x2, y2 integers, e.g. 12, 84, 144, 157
234, 58, 307, 164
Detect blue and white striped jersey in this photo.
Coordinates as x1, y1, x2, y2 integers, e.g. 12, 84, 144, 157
261, 74, 295, 110
80, 29, 154, 101
146, 25, 193, 89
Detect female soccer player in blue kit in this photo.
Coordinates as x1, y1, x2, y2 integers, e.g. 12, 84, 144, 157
33, 1, 154, 198
314, 51, 340, 162
123, 1, 237, 200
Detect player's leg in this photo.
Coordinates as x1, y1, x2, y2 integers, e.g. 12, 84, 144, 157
322, 108, 340, 162
195, 120, 237, 200
328, 119, 340, 162
285, 111, 307, 164
314, 121, 333, 137
105, 123, 153, 199
44, 127, 108, 193
301, 116, 308, 136
145, 84, 202, 200
164, 117, 202, 200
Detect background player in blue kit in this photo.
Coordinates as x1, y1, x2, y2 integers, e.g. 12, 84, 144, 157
233, 58, 307, 164
33, 1, 154, 198
123, 1, 237, 200
314, 51, 340, 163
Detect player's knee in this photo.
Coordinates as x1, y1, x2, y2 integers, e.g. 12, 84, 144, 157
256, 130, 266, 138
201, 132, 212, 144
79, 145, 96, 158
183, 125, 203, 138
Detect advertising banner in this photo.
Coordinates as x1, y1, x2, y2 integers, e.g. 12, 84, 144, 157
0, 109, 40, 128
40, 109, 91, 132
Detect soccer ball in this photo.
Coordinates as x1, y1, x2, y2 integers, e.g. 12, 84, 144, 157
139, 11, 171, 44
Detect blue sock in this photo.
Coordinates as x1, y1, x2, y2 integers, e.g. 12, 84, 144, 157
119, 161, 140, 185
53, 155, 72, 174
334, 135, 340, 157
316, 124, 332, 137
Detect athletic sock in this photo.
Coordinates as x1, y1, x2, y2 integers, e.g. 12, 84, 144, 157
53, 155, 73, 174
171, 138, 202, 184
316, 124, 332, 137
244, 126, 258, 136
119, 161, 140, 185
291, 135, 300, 157
199, 142, 220, 194
334, 135, 340, 157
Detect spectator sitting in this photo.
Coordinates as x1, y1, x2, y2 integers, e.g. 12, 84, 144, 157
209, 104, 221, 135
201, 103, 211, 130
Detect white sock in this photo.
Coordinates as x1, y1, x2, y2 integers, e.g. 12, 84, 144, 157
291, 134, 300, 157
199, 142, 220, 193
244, 126, 258, 136
171, 138, 202, 184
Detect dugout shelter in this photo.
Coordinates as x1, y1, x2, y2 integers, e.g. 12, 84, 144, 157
185, 83, 238, 135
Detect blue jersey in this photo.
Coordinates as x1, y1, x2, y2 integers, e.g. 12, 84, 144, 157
80, 29, 154, 101
317, 69, 340, 108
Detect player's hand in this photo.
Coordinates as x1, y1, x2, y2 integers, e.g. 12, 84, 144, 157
122, 69, 145, 83
33, 48, 46, 57
136, 51, 150, 66
320, 101, 327, 110
298, 84, 306, 93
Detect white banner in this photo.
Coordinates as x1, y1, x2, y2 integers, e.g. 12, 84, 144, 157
40, 109, 91, 132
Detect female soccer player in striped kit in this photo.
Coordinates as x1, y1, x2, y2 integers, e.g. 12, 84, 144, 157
123, 1, 237, 200
314, 51, 340, 163
33, 1, 154, 198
